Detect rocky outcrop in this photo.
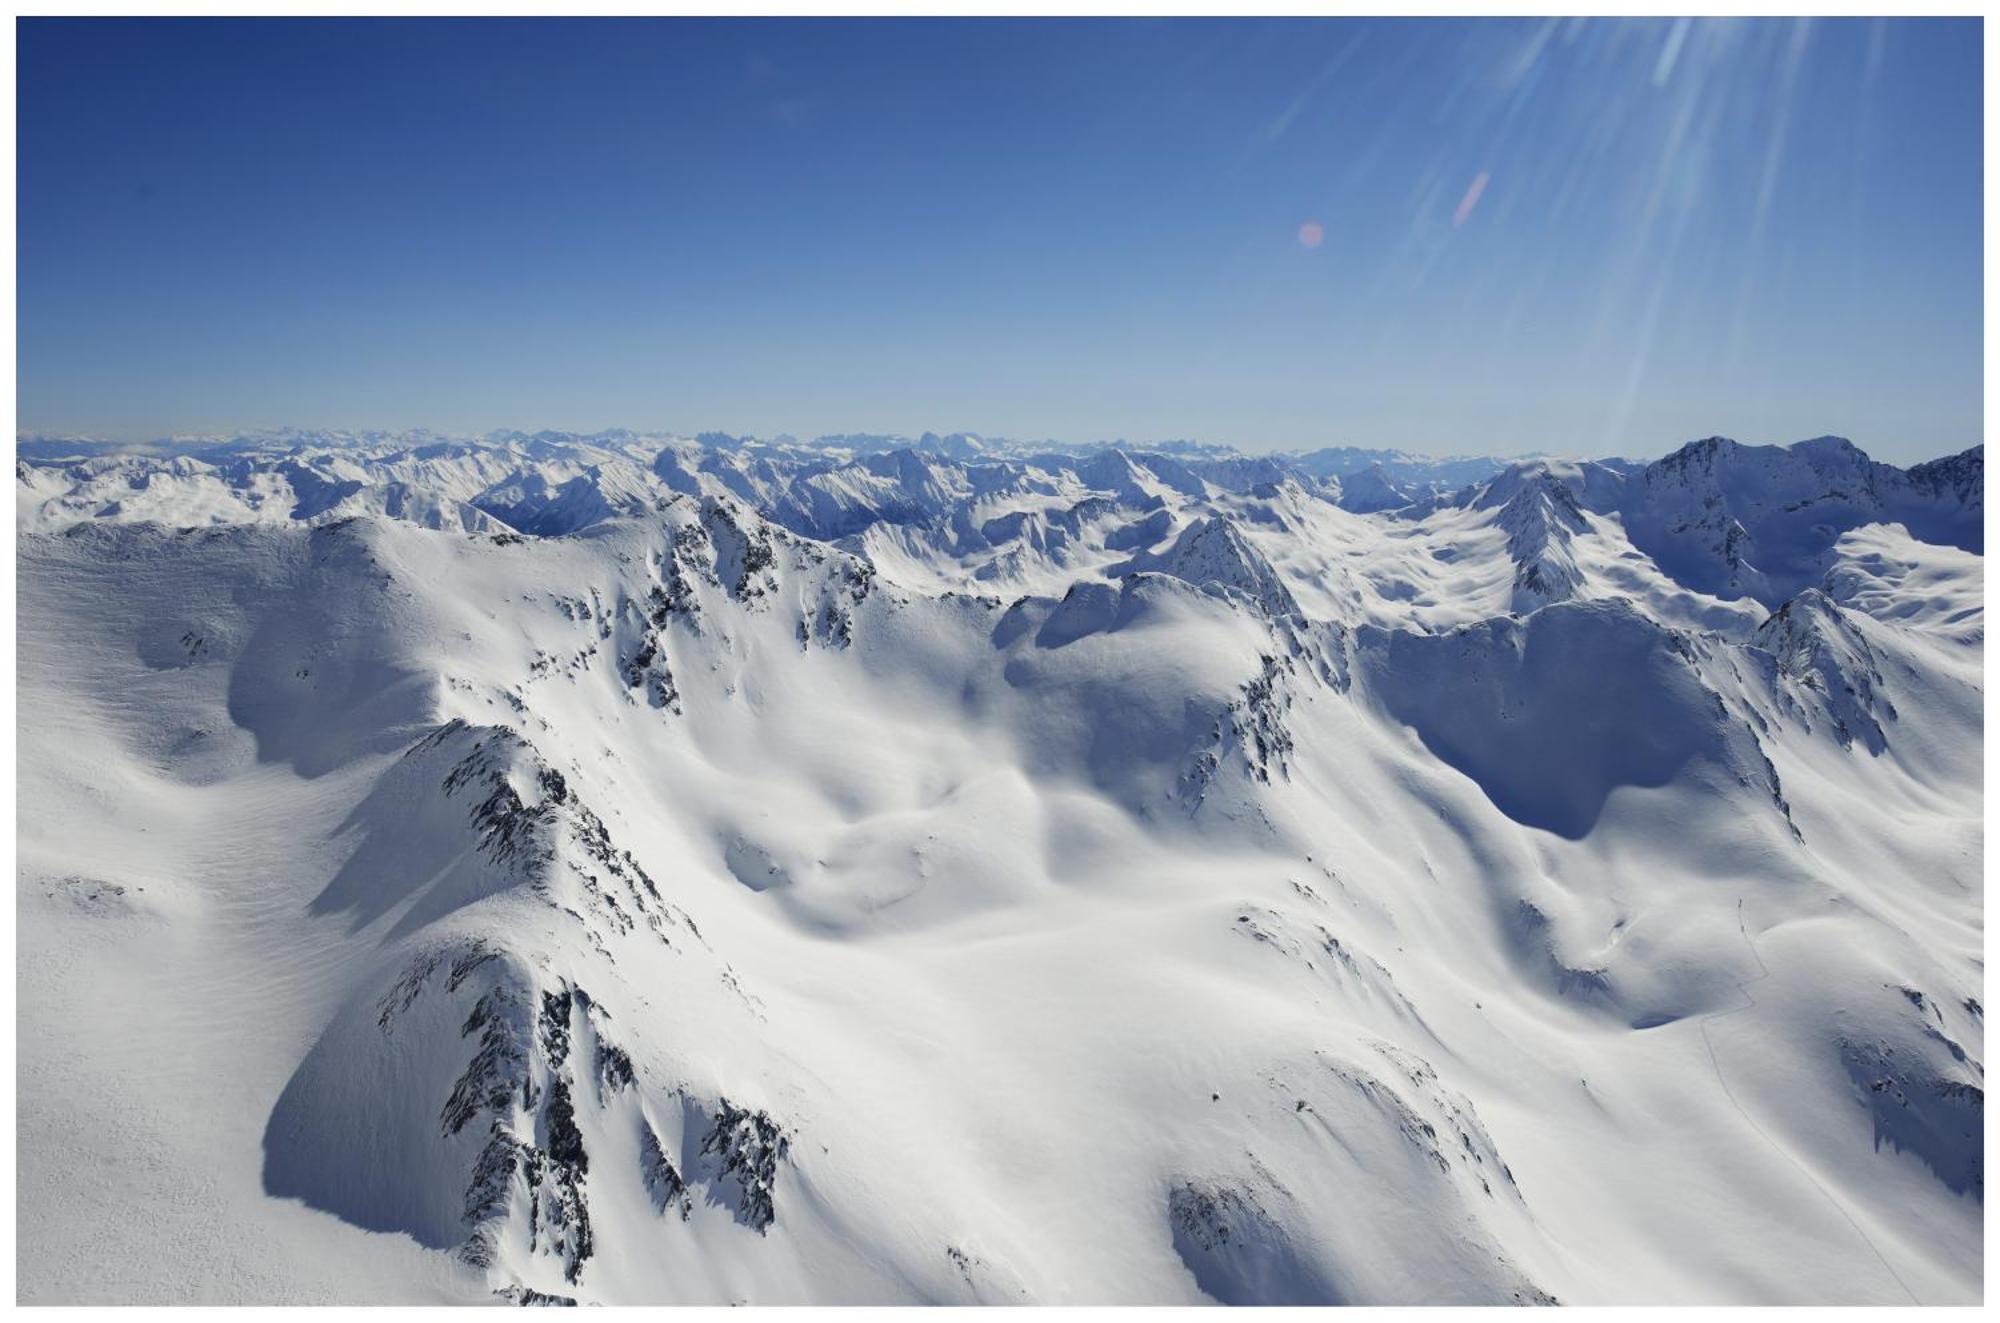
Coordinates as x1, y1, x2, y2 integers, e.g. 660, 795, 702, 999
1752, 589, 1895, 753
1492, 469, 1588, 611
699, 1100, 790, 1234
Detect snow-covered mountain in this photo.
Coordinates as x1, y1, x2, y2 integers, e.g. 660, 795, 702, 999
16, 428, 1512, 533
16, 430, 1983, 1304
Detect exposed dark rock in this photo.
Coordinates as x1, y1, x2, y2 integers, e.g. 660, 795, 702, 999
1840, 1039, 1984, 1199
497, 1283, 578, 1306
597, 1042, 635, 1095
701, 1100, 789, 1233
444, 986, 531, 1136
641, 1119, 692, 1220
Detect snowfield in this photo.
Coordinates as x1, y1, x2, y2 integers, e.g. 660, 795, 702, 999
14, 429, 1984, 1304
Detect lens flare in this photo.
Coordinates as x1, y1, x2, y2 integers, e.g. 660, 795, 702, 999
1452, 172, 1490, 228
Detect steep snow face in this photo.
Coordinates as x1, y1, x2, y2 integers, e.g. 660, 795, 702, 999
1356, 600, 1767, 839
1113, 516, 1302, 617
1614, 437, 1982, 606
1906, 446, 1986, 539
16, 431, 1984, 1306
1486, 468, 1590, 611
1752, 590, 1897, 754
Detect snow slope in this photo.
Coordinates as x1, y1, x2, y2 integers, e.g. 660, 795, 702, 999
15, 431, 1984, 1305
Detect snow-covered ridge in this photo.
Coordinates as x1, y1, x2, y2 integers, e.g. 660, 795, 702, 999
17, 431, 1980, 613
15, 427, 1515, 534
16, 427, 1984, 1304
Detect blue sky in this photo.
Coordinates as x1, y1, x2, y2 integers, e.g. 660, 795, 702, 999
16, 18, 1983, 461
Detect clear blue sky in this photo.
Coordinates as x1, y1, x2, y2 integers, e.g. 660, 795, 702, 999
17, 17, 1983, 461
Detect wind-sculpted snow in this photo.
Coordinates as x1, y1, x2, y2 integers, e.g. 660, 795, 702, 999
15, 428, 1984, 1304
